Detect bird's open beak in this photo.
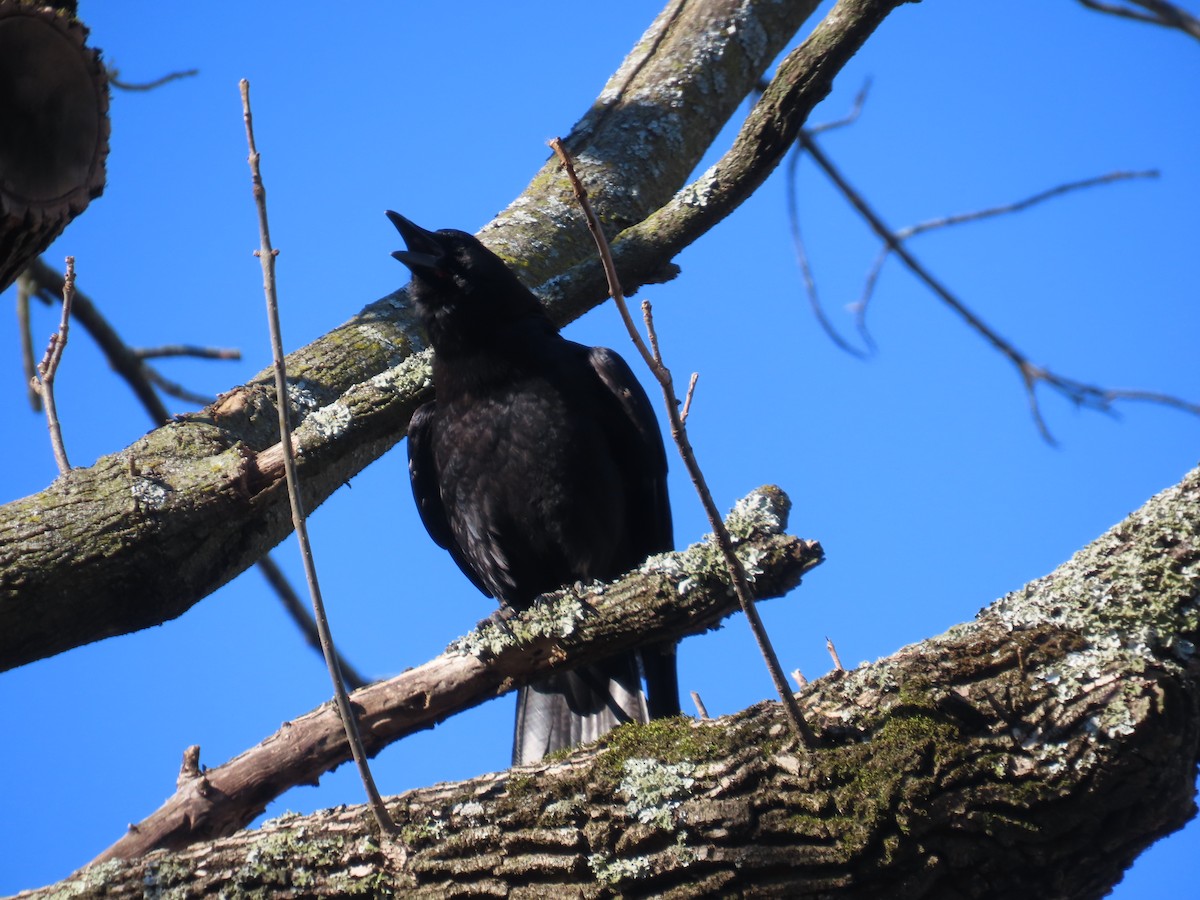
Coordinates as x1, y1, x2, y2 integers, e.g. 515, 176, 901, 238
387, 211, 445, 274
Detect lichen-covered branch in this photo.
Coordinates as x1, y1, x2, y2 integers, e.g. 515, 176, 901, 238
31, 466, 1200, 898
2, 0, 902, 672
94, 487, 822, 863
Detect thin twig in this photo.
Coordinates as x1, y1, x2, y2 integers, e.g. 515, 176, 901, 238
805, 77, 872, 136
22, 260, 353, 689
798, 131, 1200, 442
141, 368, 219, 407
108, 67, 200, 92
30, 258, 76, 474
25, 261, 171, 423
550, 137, 816, 749
690, 691, 710, 720
1077, 0, 1200, 40
257, 555, 370, 690
132, 344, 242, 361
16, 270, 40, 411
900, 170, 1158, 241
785, 145, 872, 357
849, 170, 1157, 349
240, 79, 394, 836
680, 372, 700, 424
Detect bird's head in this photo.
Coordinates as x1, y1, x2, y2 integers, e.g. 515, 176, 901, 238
387, 211, 547, 352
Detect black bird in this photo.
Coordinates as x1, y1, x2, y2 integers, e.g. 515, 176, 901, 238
389, 211, 679, 764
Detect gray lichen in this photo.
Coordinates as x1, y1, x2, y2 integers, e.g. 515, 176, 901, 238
618, 757, 697, 830
587, 851, 653, 885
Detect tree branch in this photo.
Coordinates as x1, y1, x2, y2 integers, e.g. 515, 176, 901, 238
1077, 0, 1200, 41
797, 132, 1199, 442
0, 0, 905, 672
93, 487, 822, 862
34, 466, 1200, 898
551, 137, 815, 746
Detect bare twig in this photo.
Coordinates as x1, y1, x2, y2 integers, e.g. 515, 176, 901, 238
792, 669, 808, 690
25, 261, 172, 423
257, 555, 370, 690
849, 169, 1157, 348
141, 368, 219, 407
29, 258, 76, 474
1077, 0, 1200, 40
680, 372, 700, 424
904, 170, 1157, 240
551, 137, 816, 749
108, 67, 200, 92
825, 636, 844, 672
16, 270, 40, 411
132, 344, 242, 361
785, 145, 872, 357
806, 77, 872, 136
797, 132, 1200, 442
690, 690, 710, 720
21, 260, 347, 672
240, 79, 393, 835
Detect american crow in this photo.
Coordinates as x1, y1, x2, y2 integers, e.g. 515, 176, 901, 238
389, 211, 679, 764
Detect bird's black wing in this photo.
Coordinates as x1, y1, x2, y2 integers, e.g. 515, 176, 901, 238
586, 346, 680, 720
586, 346, 673, 556
407, 401, 492, 598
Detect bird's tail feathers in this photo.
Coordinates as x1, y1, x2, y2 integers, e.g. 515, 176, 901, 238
512, 653, 646, 765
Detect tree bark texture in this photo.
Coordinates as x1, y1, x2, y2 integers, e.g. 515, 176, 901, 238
93, 488, 822, 863
0, 1, 109, 291
24, 466, 1200, 899
0, 0, 911, 672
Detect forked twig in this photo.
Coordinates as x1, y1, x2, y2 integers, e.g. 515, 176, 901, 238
20, 260, 345, 675
29, 257, 76, 474
849, 169, 1158, 344
550, 137, 816, 749
797, 131, 1199, 443
240, 79, 394, 835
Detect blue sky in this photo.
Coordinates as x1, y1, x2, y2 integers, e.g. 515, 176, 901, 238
1, 2, 1197, 894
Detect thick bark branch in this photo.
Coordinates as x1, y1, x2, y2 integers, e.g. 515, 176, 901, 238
93, 487, 822, 863
0, 0, 908, 672
0, 2, 109, 291
30, 466, 1200, 899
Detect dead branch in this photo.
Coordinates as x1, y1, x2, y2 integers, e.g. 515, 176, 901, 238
94, 487, 821, 862
35, 465, 1200, 899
